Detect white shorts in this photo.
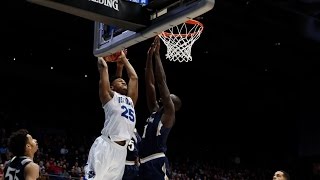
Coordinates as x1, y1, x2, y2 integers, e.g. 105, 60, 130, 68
84, 136, 128, 180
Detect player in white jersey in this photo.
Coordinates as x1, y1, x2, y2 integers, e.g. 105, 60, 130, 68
84, 50, 138, 180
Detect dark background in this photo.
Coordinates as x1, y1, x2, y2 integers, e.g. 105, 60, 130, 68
1, 0, 320, 177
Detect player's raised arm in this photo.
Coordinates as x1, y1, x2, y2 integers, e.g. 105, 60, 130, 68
119, 50, 138, 106
153, 36, 175, 128
98, 57, 113, 106
115, 49, 127, 78
145, 38, 159, 113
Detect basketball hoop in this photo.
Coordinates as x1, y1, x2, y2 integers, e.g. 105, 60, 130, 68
158, 19, 204, 62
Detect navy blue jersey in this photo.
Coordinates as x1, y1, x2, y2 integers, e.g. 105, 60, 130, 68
139, 109, 171, 158
138, 109, 172, 180
3, 156, 33, 180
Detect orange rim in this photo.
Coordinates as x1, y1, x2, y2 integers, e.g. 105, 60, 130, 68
159, 19, 204, 38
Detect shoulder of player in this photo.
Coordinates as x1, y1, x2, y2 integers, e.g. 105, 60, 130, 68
25, 162, 39, 172
24, 162, 40, 180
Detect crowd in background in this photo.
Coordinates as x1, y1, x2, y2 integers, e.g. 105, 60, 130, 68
0, 128, 318, 180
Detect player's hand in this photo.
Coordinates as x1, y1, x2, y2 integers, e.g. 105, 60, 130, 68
117, 49, 127, 65
97, 57, 108, 70
118, 49, 128, 60
154, 36, 160, 55
119, 49, 130, 64
147, 37, 157, 57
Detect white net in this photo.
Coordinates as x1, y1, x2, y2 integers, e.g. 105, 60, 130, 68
158, 19, 204, 62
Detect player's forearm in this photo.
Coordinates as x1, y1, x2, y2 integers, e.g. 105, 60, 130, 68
115, 63, 124, 78
100, 67, 110, 85
145, 56, 155, 85
122, 57, 138, 80
154, 54, 167, 84
99, 67, 111, 96
154, 54, 171, 105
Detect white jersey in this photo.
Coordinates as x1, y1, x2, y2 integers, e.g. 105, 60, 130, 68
101, 91, 136, 142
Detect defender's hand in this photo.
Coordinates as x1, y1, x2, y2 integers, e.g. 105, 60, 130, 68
154, 36, 160, 54
147, 37, 158, 57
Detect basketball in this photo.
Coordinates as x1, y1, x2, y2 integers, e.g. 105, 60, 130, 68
103, 51, 122, 62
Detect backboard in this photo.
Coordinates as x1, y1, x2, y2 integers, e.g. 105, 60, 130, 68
27, 0, 215, 57
94, 0, 215, 57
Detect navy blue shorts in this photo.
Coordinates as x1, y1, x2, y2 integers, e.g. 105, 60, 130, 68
123, 164, 139, 180
139, 156, 171, 180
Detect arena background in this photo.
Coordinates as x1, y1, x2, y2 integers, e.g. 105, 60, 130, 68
1, 0, 320, 179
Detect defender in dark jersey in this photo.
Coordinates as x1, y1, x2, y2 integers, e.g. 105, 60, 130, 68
139, 37, 182, 180
122, 128, 141, 180
2, 129, 39, 180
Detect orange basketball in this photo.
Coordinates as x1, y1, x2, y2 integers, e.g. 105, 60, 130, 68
103, 51, 121, 62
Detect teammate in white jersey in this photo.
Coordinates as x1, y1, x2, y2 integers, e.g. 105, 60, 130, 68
84, 50, 138, 180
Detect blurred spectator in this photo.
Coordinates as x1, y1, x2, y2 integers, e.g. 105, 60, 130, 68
0, 163, 4, 179
60, 145, 68, 155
